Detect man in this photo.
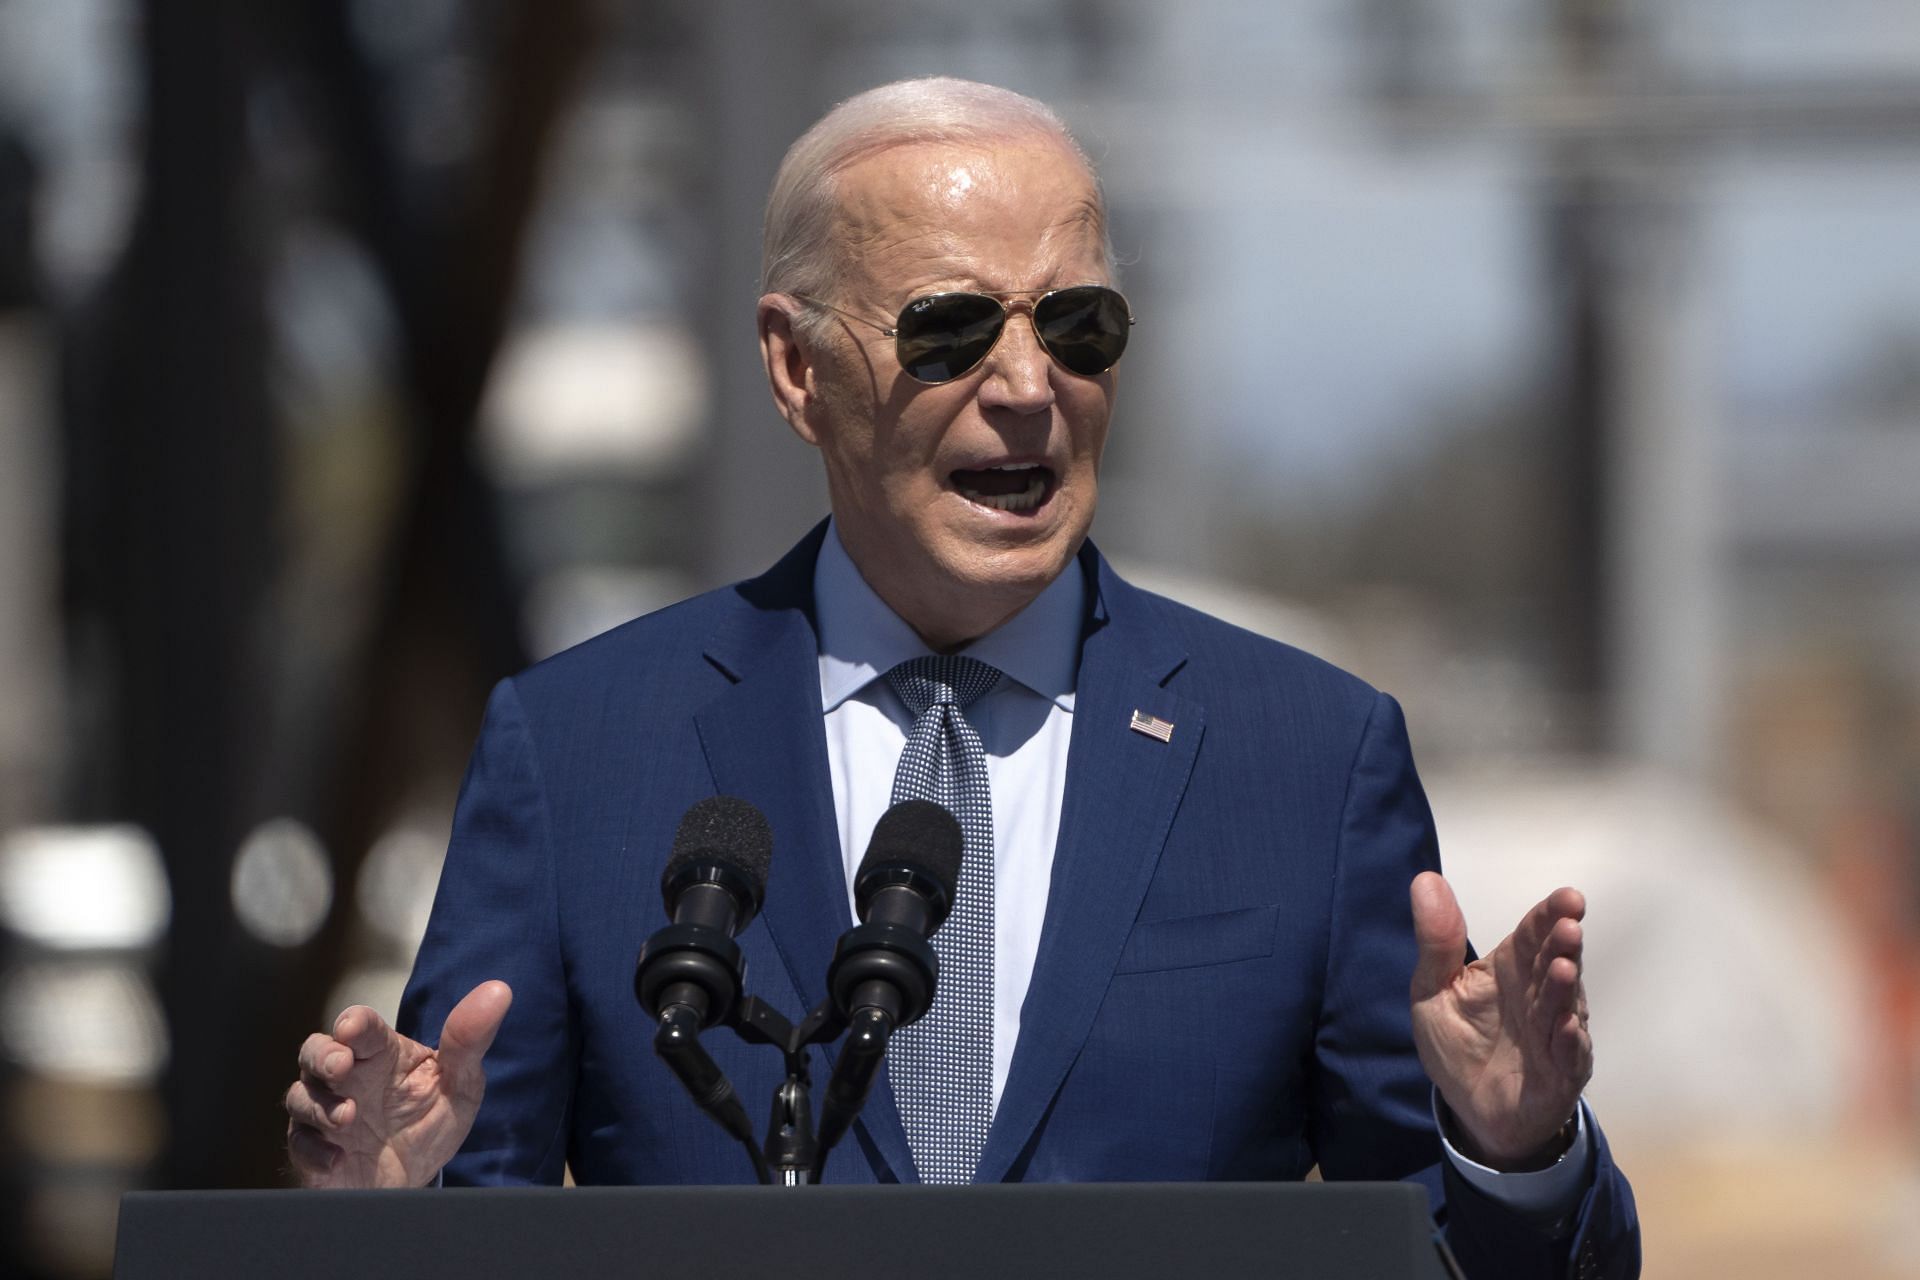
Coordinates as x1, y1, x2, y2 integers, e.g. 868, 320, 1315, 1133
285, 78, 1638, 1277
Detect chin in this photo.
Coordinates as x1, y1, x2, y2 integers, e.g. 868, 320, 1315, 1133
880, 531, 1083, 647
940, 534, 1081, 600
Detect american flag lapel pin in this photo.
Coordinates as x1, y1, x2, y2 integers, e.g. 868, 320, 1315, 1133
1129, 709, 1175, 743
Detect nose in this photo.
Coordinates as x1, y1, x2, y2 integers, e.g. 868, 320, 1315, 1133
976, 304, 1056, 414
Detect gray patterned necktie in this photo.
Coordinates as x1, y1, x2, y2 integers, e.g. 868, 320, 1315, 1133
884, 654, 1000, 1184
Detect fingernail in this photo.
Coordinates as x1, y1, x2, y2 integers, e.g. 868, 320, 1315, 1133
326, 1050, 349, 1074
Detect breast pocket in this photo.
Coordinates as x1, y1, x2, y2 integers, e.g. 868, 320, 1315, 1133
1112, 903, 1278, 975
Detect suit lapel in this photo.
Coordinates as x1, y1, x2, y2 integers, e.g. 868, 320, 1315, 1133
693, 613, 842, 1013
691, 525, 919, 1183
976, 552, 1203, 1183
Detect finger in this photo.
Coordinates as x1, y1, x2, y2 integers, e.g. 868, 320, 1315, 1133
1534, 955, 1582, 1023
284, 1080, 354, 1132
1547, 885, 1586, 923
1529, 957, 1589, 1065
1511, 886, 1587, 964
1551, 919, 1584, 977
1543, 953, 1580, 992
287, 1122, 342, 1181
437, 981, 514, 1084
1527, 947, 1581, 1007
297, 1032, 353, 1085
1528, 916, 1583, 990
332, 1004, 399, 1063
1409, 872, 1469, 1001
1551, 1007, 1594, 1080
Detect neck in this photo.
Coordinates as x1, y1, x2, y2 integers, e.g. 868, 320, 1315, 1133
832, 537, 1050, 654
889, 581, 1036, 653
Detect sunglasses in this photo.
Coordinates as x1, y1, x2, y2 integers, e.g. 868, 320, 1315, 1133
794, 284, 1135, 384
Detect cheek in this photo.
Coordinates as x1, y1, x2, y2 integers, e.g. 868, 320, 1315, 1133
1067, 387, 1115, 465
1084, 416, 1112, 466
809, 366, 868, 435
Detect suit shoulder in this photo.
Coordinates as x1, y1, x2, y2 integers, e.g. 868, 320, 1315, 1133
502, 579, 748, 709
507, 521, 826, 705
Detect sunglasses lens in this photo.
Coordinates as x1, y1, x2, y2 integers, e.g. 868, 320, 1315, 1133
1034, 286, 1131, 376
894, 293, 1007, 383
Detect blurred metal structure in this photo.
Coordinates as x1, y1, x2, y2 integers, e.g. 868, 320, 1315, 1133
62, 0, 279, 1210
48, 0, 592, 1230
1362, 0, 1920, 773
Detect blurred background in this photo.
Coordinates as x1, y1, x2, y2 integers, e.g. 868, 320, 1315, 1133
2, 0, 1918, 1275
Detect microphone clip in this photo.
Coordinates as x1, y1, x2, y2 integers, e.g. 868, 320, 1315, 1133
633, 922, 746, 1029
826, 922, 938, 1027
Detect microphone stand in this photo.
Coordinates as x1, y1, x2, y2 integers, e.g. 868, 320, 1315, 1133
647, 983, 899, 1186
724, 995, 872, 1184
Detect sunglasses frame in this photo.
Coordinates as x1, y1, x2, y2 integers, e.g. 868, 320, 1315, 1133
790, 284, 1135, 385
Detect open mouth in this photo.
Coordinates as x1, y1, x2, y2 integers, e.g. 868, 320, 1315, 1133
950, 463, 1056, 513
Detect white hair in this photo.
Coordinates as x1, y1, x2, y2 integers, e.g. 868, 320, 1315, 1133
760, 77, 1111, 331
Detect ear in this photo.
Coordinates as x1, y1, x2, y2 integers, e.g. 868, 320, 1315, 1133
757, 294, 823, 446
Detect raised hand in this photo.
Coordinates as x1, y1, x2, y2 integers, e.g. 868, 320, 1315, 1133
285, 980, 512, 1188
1408, 872, 1590, 1169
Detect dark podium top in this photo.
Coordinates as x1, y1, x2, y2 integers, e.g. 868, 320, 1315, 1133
116, 1182, 1461, 1280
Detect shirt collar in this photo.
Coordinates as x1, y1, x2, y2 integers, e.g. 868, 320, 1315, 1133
814, 520, 1083, 714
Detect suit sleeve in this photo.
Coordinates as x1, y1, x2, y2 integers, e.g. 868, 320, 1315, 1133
1311, 691, 1641, 1279
397, 677, 575, 1185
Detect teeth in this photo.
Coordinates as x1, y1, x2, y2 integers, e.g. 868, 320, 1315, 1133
989, 462, 1039, 472
960, 470, 1049, 512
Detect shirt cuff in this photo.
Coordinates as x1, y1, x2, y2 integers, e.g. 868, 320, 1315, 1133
1433, 1092, 1592, 1218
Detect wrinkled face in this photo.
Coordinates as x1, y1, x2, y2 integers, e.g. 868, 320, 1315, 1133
788, 138, 1118, 645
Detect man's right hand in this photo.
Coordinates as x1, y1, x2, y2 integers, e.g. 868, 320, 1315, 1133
284, 980, 512, 1188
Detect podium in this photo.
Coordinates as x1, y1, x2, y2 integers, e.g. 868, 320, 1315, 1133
116, 1182, 1462, 1279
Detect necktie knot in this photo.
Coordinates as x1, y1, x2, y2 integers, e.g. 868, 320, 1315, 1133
885, 655, 1001, 716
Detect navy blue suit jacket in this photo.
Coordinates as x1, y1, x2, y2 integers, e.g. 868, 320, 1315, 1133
399, 523, 1639, 1278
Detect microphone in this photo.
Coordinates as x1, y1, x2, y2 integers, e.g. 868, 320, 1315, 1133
634, 797, 774, 1178
813, 800, 963, 1173
634, 796, 773, 1029
831, 799, 963, 1024
854, 798, 962, 937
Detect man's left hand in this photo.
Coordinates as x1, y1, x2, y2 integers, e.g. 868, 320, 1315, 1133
1408, 871, 1591, 1170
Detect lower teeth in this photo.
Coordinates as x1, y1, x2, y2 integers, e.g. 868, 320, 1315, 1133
964, 474, 1047, 511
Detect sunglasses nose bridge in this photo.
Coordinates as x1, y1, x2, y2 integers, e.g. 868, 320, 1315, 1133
975, 298, 1057, 403
988, 297, 1047, 360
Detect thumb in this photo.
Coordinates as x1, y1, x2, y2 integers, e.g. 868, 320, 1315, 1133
1409, 872, 1469, 1001
437, 980, 513, 1083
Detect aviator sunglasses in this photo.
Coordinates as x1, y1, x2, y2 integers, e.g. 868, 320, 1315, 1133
794, 284, 1135, 384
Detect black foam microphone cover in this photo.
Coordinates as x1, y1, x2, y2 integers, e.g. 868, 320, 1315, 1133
661, 795, 773, 932
853, 798, 963, 931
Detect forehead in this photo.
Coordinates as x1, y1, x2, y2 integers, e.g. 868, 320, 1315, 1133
829, 138, 1107, 296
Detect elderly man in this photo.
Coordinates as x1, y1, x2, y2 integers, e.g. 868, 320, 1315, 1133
285, 78, 1638, 1277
